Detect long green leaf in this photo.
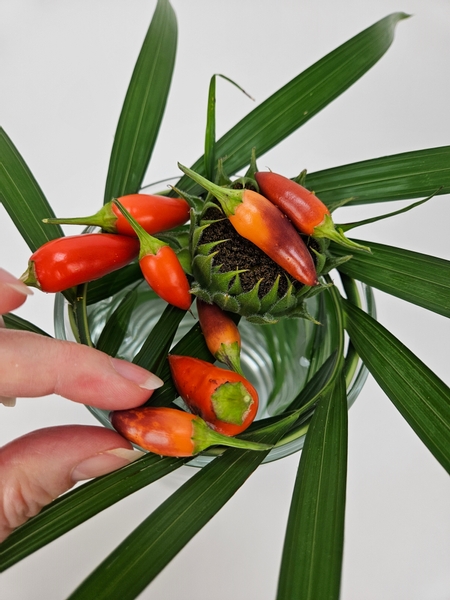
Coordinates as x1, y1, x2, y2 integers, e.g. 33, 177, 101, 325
86, 263, 143, 305
0, 128, 63, 251
2, 313, 51, 337
104, 0, 177, 202
95, 285, 140, 356
343, 300, 450, 472
0, 454, 186, 571
306, 146, 450, 208
334, 240, 450, 318
174, 13, 409, 194
277, 374, 348, 600
67, 414, 299, 600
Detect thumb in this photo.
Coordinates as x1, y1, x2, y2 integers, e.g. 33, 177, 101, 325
0, 424, 144, 541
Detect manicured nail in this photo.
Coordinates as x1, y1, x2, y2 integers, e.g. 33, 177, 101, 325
110, 357, 164, 391
0, 268, 33, 296
71, 447, 145, 482
0, 396, 16, 407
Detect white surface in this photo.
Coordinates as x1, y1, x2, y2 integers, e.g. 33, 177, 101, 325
1, 1, 450, 599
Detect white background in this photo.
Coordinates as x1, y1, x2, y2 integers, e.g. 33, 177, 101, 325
1, 1, 450, 599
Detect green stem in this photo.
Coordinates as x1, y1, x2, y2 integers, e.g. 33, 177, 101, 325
113, 200, 165, 257
74, 283, 94, 347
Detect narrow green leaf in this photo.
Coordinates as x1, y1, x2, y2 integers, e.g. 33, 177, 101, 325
2, 313, 51, 337
86, 263, 143, 305
0, 454, 186, 571
67, 414, 298, 600
277, 374, 348, 600
0, 128, 63, 251
204, 74, 216, 181
133, 303, 186, 374
174, 13, 409, 194
334, 240, 450, 318
104, 0, 177, 201
306, 146, 450, 208
343, 300, 450, 472
95, 285, 140, 356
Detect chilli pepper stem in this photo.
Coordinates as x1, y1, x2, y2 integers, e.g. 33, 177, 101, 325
113, 199, 165, 257
192, 419, 272, 452
43, 204, 117, 231
178, 163, 242, 216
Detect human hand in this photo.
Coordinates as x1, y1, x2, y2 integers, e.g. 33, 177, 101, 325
0, 268, 162, 541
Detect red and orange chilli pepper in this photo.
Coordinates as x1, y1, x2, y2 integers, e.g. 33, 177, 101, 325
168, 354, 259, 436
178, 163, 318, 287
255, 170, 370, 252
110, 406, 271, 457
20, 233, 139, 293
113, 200, 191, 311
197, 299, 243, 375
43, 194, 190, 237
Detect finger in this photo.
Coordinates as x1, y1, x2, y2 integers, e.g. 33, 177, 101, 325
0, 328, 163, 409
0, 425, 145, 541
0, 268, 33, 314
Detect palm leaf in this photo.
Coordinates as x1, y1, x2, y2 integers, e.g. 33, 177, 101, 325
66, 413, 299, 600
174, 13, 409, 194
343, 300, 450, 472
306, 146, 450, 208
104, 0, 177, 202
2, 313, 51, 337
0, 128, 63, 251
277, 374, 348, 600
334, 240, 450, 318
0, 454, 186, 571
95, 285, 140, 356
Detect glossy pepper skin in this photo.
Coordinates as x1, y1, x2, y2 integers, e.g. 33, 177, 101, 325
43, 194, 190, 237
168, 355, 259, 436
255, 170, 371, 252
110, 406, 272, 457
197, 299, 243, 375
20, 233, 139, 293
113, 200, 192, 311
178, 163, 318, 287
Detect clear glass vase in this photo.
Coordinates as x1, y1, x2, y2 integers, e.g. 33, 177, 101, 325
54, 277, 374, 466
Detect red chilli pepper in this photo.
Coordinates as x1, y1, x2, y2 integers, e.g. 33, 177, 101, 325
197, 299, 243, 375
113, 200, 191, 310
43, 194, 190, 237
255, 170, 370, 252
20, 233, 139, 293
178, 163, 318, 287
110, 406, 271, 457
168, 354, 259, 436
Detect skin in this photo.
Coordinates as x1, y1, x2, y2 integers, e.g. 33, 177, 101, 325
0, 268, 163, 542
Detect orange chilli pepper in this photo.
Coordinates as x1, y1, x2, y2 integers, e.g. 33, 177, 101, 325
197, 298, 243, 375
178, 163, 318, 287
110, 406, 271, 457
20, 233, 139, 293
168, 354, 259, 436
255, 170, 370, 252
113, 200, 192, 311
43, 193, 190, 237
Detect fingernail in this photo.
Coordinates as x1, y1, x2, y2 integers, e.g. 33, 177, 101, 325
71, 448, 145, 482
0, 268, 33, 296
110, 357, 164, 391
0, 396, 16, 407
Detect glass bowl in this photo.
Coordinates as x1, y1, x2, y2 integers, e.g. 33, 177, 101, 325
54, 276, 374, 466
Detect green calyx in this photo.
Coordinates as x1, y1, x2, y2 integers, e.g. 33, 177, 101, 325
191, 416, 272, 454
216, 341, 244, 376
42, 202, 118, 232
178, 163, 243, 216
113, 199, 166, 257
313, 214, 371, 253
211, 381, 253, 425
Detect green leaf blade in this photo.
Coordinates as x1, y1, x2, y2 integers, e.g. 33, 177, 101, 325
277, 374, 348, 600
306, 146, 450, 209
0, 128, 63, 251
334, 240, 450, 318
174, 13, 409, 194
343, 300, 450, 472
104, 0, 177, 202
